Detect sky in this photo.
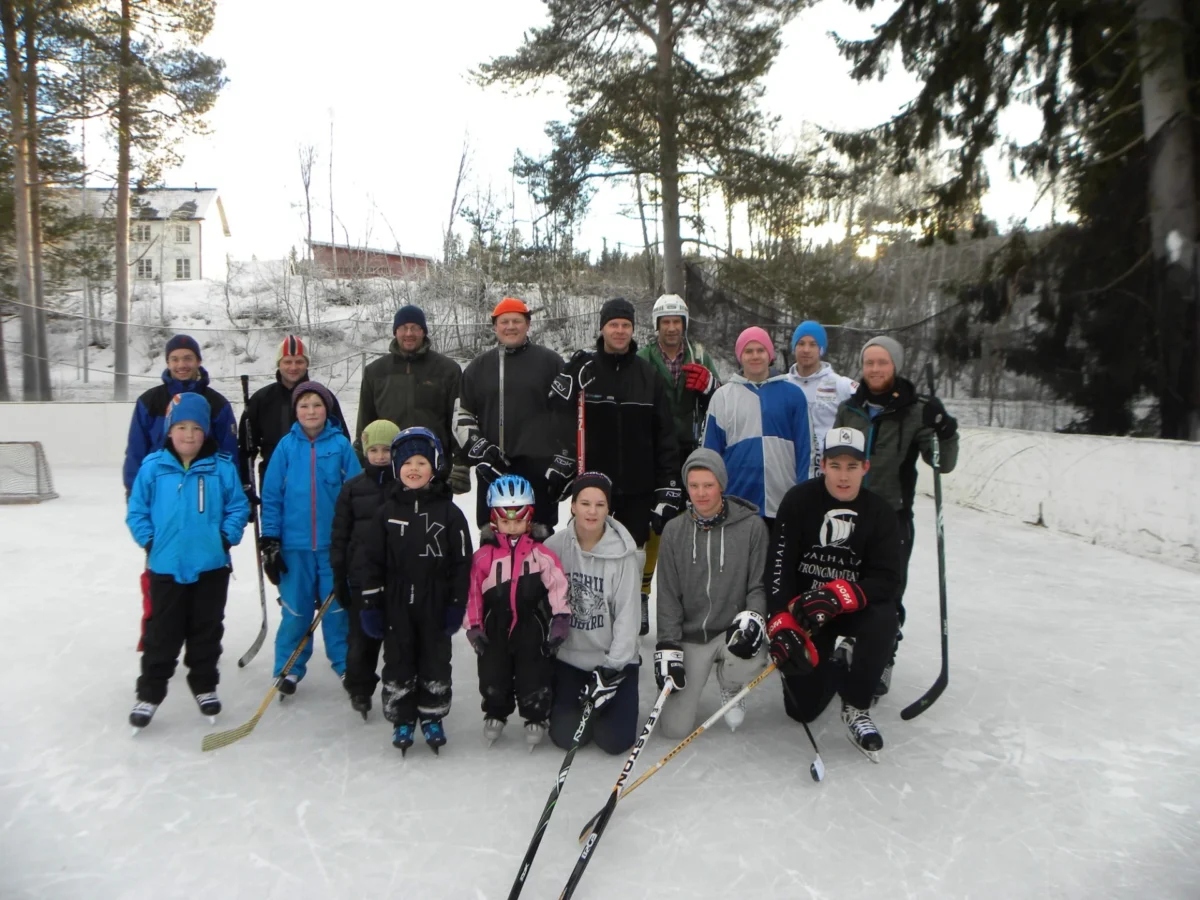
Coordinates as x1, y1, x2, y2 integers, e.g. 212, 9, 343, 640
142, 0, 1054, 264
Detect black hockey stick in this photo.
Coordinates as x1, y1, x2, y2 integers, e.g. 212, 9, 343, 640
558, 683, 673, 900
237, 374, 269, 668
900, 363, 949, 721
778, 674, 826, 782
506, 702, 595, 899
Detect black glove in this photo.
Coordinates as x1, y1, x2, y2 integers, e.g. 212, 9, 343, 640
466, 626, 488, 656
725, 610, 766, 660
260, 537, 287, 586
545, 454, 576, 501
443, 605, 465, 637
467, 438, 509, 486
580, 665, 624, 711
243, 484, 260, 522
790, 579, 866, 628
649, 482, 683, 535
654, 641, 686, 691
449, 463, 472, 495
334, 575, 352, 611
360, 608, 385, 640
550, 350, 596, 404
922, 396, 957, 439
766, 611, 818, 678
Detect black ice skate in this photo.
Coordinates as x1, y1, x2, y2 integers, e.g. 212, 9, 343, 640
193, 691, 221, 723
129, 700, 158, 735
350, 695, 371, 721
276, 673, 298, 701
392, 722, 416, 756
842, 702, 883, 763
422, 718, 447, 754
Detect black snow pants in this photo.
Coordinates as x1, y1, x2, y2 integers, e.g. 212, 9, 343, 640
380, 596, 453, 725
476, 591, 554, 724
137, 567, 230, 704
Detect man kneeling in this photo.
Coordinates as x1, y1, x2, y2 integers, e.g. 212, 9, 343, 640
655, 449, 770, 739
765, 427, 904, 758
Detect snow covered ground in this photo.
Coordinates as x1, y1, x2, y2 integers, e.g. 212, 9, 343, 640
2, 468, 1198, 899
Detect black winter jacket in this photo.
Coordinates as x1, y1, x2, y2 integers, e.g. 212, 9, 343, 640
457, 341, 563, 461
238, 371, 348, 486
329, 464, 394, 595
356, 338, 462, 455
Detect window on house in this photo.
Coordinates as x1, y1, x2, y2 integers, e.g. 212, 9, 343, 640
136, 258, 153, 279
131, 224, 152, 242
175, 225, 191, 243
176, 258, 191, 280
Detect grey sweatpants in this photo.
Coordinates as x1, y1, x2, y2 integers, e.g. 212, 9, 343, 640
659, 633, 767, 739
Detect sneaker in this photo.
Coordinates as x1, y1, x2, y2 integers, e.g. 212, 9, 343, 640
483, 717, 506, 745
392, 721, 416, 751
277, 674, 298, 696
193, 692, 221, 718
719, 686, 746, 731
422, 719, 447, 750
842, 702, 883, 757
639, 593, 650, 637
129, 700, 158, 731
524, 720, 548, 748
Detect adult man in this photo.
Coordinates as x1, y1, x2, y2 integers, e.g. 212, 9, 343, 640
547, 297, 681, 636
654, 448, 769, 739
832, 335, 959, 694
765, 427, 904, 759
636, 294, 719, 616
238, 335, 348, 503
454, 297, 564, 538
356, 305, 466, 492
786, 321, 858, 479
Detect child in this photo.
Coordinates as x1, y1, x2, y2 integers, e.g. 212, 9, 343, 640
465, 475, 571, 749
259, 381, 361, 695
125, 393, 250, 731
330, 419, 400, 718
357, 427, 472, 754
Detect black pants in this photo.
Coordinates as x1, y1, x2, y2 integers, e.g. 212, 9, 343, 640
137, 568, 230, 704
474, 456, 560, 531
610, 491, 652, 547
896, 510, 915, 627
477, 600, 554, 723
780, 602, 899, 718
381, 599, 453, 725
549, 660, 641, 755
343, 590, 382, 699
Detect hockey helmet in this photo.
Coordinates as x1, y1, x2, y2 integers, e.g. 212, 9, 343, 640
652, 293, 689, 327
390, 426, 445, 479
487, 474, 536, 526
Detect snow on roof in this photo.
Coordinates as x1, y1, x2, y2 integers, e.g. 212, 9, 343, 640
63, 187, 220, 221
307, 239, 433, 262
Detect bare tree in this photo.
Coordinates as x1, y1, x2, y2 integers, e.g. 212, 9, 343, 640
299, 144, 316, 331
444, 133, 470, 264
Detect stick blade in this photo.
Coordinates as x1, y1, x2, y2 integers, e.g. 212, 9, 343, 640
577, 809, 602, 844
236, 624, 267, 668
900, 674, 947, 721
201, 711, 265, 752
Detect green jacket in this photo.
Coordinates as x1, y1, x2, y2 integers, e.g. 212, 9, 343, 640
637, 339, 718, 456
356, 337, 462, 455
833, 376, 959, 515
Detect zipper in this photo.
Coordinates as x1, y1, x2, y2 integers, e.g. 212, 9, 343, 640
197, 476, 205, 513
310, 438, 318, 551
499, 352, 506, 455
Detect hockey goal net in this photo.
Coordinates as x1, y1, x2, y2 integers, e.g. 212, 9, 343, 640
0, 442, 58, 504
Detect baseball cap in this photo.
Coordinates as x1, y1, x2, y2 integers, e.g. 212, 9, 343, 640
824, 427, 867, 461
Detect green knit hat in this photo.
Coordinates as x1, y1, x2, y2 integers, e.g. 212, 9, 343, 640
362, 419, 400, 451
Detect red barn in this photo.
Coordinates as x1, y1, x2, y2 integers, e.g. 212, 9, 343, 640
308, 240, 432, 279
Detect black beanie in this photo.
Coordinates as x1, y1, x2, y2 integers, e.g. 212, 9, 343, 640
571, 471, 613, 506
599, 297, 635, 328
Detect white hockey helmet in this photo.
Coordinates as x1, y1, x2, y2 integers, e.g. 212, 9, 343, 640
652, 293, 689, 327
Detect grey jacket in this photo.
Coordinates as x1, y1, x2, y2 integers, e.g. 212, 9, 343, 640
544, 516, 641, 672
656, 495, 769, 645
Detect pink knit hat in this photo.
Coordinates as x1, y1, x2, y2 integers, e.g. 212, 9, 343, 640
735, 326, 775, 363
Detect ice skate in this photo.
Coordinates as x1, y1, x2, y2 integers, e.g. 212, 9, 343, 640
277, 673, 298, 701
129, 700, 158, 735
193, 691, 221, 724
842, 702, 883, 763
524, 720, 547, 751
422, 718, 447, 754
483, 717, 505, 746
720, 686, 746, 732
350, 695, 371, 721
392, 722, 416, 755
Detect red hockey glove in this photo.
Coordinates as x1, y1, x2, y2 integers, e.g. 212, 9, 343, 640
681, 362, 715, 396
767, 611, 818, 677
789, 579, 866, 628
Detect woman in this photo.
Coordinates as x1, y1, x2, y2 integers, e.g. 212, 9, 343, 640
544, 472, 642, 754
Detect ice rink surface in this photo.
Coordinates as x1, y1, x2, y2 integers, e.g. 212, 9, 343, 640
2, 468, 1198, 899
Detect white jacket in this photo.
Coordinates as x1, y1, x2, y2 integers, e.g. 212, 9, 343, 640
787, 362, 858, 478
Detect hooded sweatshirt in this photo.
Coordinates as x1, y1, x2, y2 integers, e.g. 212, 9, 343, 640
655, 495, 769, 645
544, 515, 641, 672
786, 361, 858, 479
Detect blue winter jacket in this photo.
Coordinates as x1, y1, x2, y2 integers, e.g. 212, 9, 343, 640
122, 367, 239, 491
126, 441, 250, 584
261, 420, 362, 551
702, 374, 812, 518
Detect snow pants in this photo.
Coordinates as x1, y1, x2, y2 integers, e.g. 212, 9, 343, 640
137, 568, 230, 704
343, 589, 382, 699
274, 549, 347, 681
896, 510, 915, 626
549, 660, 641, 755
381, 598, 453, 725
477, 596, 554, 724
659, 633, 767, 740
781, 601, 899, 719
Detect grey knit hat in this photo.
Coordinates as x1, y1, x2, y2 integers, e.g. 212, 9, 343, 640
682, 447, 728, 492
861, 335, 904, 375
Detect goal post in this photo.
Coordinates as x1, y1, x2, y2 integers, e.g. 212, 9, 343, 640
0, 442, 59, 504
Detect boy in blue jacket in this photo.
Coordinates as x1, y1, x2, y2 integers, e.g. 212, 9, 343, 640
125, 393, 250, 732
259, 381, 361, 696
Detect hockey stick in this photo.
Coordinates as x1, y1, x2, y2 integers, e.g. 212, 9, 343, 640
777, 671, 826, 782
575, 376, 586, 474
237, 374, 269, 668
202, 591, 336, 752
577, 663, 777, 844
900, 363, 949, 721
557, 683, 673, 900
506, 702, 595, 899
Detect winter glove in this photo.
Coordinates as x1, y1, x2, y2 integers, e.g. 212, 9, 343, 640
444, 605, 465, 636
580, 665, 624, 711
649, 482, 683, 535
790, 579, 866, 628
360, 608, 385, 640
449, 463, 472, 495
725, 610, 766, 660
545, 454, 577, 501
654, 641, 686, 691
922, 396, 957, 440
259, 537, 287, 586
467, 438, 509, 487
544, 613, 571, 654
681, 362, 715, 396
243, 484, 260, 523
334, 577, 352, 611
466, 626, 488, 656
549, 350, 596, 404
767, 611, 818, 678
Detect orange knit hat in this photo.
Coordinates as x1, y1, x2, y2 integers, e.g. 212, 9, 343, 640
491, 297, 530, 320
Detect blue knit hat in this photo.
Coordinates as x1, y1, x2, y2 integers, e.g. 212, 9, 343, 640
791, 321, 828, 355
165, 392, 211, 433
392, 305, 428, 334
164, 334, 202, 361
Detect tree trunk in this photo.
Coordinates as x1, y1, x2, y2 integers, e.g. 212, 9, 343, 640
635, 174, 656, 295
113, 0, 132, 401
1136, 0, 1199, 438
1, 0, 38, 400
25, 3, 49, 400
655, 1, 683, 296
0, 309, 8, 401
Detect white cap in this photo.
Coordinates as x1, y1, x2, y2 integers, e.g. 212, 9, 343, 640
824, 427, 867, 460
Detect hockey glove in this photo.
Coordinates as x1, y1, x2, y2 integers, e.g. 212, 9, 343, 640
654, 641, 687, 691
545, 454, 577, 501
767, 611, 818, 678
580, 665, 624, 712
649, 482, 683, 534
725, 610, 766, 660
922, 396, 958, 440
467, 438, 509, 477
466, 627, 488, 656
333, 576, 352, 611
681, 362, 715, 396
443, 605, 465, 637
790, 579, 866, 628
259, 537, 287, 586
544, 613, 571, 654
360, 608, 385, 641
449, 463, 472, 495
549, 350, 596, 404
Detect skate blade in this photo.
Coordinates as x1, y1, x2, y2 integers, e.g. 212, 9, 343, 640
360, 711, 369, 722
847, 733, 881, 763
207, 716, 216, 725
131, 726, 143, 737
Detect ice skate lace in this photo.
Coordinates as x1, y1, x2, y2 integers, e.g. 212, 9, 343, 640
720, 686, 745, 710
132, 701, 156, 715
843, 707, 878, 740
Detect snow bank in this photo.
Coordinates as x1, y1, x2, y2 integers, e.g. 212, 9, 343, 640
917, 426, 1200, 568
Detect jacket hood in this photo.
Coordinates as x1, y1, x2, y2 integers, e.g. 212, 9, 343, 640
565, 515, 638, 560
388, 336, 432, 360
287, 418, 345, 442
159, 365, 210, 392
156, 436, 220, 472
852, 374, 917, 411
729, 372, 791, 388
787, 361, 834, 384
